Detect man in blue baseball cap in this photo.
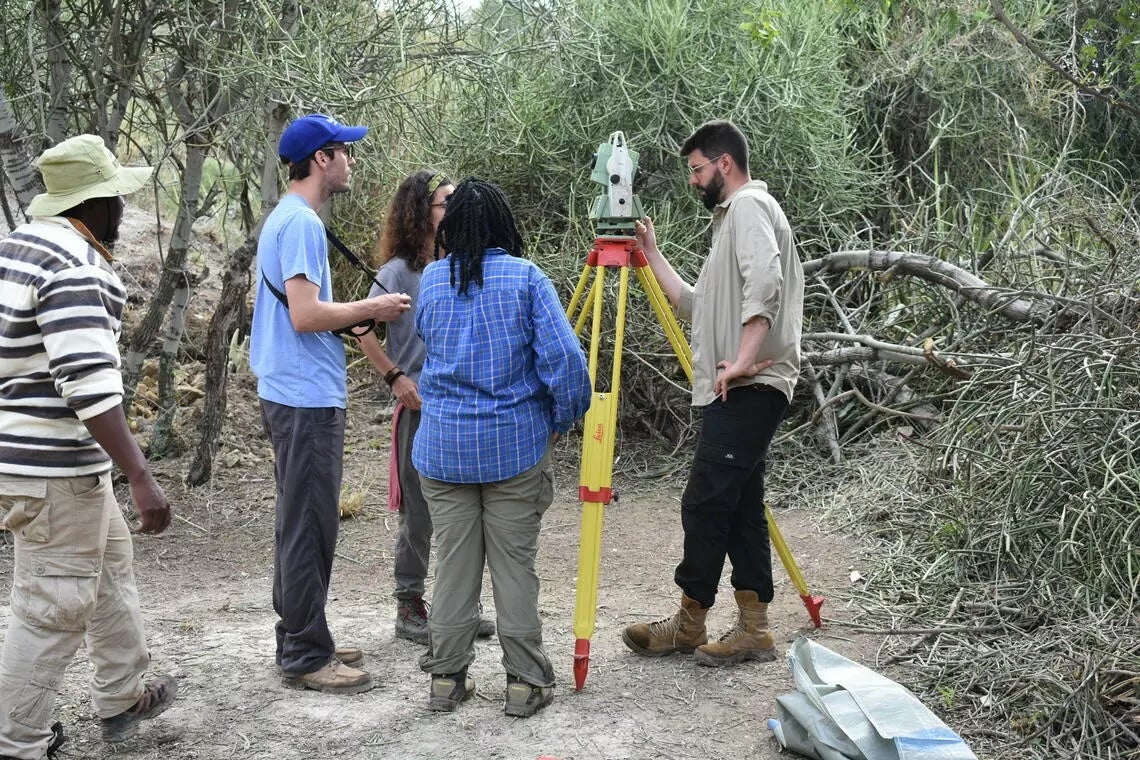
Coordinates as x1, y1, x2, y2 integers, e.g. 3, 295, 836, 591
251, 113, 411, 695
276, 113, 369, 166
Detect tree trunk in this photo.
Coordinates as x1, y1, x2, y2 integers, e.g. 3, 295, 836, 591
41, 0, 71, 145
122, 131, 206, 408
802, 249, 1064, 324
186, 100, 289, 486
0, 92, 43, 217
149, 274, 194, 458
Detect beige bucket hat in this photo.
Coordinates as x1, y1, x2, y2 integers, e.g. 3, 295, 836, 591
25, 134, 154, 217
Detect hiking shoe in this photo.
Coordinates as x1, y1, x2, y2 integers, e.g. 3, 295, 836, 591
282, 659, 375, 695
694, 590, 777, 667
622, 593, 709, 656
274, 646, 364, 674
504, 675, 553, 717
334, 646, 364, 667
395, 596, 430, 644
100, 674, 178, 743
428, 668, 475, 712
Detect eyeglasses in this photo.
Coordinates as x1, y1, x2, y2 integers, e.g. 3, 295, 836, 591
430, 197, 450, 208
320, 143, 353, 159
686, 154, 722, 174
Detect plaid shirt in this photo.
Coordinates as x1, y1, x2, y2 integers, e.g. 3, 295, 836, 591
412, 249, 591, 483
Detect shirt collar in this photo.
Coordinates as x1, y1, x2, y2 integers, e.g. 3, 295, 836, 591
715, 179, 769, 211
33, 215, 115, 262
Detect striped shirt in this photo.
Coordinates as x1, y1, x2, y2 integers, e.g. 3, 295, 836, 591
0, 217, 126, 477
412, 249, 591, 483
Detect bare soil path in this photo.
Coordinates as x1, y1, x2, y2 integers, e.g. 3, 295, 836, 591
0, 370, 881, 760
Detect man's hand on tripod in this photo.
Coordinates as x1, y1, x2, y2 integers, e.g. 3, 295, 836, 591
715, 358, 775, 401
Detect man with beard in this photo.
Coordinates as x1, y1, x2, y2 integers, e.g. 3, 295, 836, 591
251, 113, 410, 695
0, 135, 177, 759
622, 120, 804, 667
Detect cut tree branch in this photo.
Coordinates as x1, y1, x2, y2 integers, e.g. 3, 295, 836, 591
803, 249, 1084, 325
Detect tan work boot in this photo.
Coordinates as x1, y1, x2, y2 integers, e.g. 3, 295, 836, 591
694, 589, 777, 667
282, 658, 375, 694
622, 594, 709, 656
275, 646, 363, 674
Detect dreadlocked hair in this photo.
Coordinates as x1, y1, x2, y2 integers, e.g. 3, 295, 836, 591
435, 177, 525, 296
373, 169, 450, 271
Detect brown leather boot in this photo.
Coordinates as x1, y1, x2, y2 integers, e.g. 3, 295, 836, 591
694, 589, 777, 667
622, 594, 709, 656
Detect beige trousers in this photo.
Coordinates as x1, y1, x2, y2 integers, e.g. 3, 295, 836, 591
0, 473, 149, 760
418, 448, 555, 687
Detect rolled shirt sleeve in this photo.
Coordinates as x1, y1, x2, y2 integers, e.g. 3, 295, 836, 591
735, 197, 783, 327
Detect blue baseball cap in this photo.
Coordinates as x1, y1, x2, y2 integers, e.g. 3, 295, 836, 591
278, 113, 368, 164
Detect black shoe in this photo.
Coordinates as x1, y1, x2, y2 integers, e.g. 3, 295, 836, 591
395, 596, 430, 645
428, 668, 475, 712
100, 674, 178, 742
0, 723, 66, 760
504, 675, 553, 717
48, 721, 65, 756
476, 612, 496, 639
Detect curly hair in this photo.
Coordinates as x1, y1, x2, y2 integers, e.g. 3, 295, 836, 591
374, 169, 450, 270
435, 177, 525, 296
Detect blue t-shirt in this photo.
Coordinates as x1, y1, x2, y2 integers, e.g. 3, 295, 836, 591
250, 193, 347, 408
412, 249, 591, 484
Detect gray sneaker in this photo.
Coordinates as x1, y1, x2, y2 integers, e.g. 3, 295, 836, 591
395, 596, 430, 644
504, 675, 553, 717
428, 668, 476, 712
100, 675, 178, 742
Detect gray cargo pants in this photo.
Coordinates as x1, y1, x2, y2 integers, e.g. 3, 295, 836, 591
418, 447, 555, 687
392, 408, 431, 600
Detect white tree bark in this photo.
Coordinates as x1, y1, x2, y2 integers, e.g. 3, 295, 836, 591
803, 249, 1060, 324
0, 92, 43, 218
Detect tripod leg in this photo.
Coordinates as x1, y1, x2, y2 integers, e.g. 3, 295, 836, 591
767, 507, 824, 627
566, 262, 593, 325
635, 265, 693, 381
572, 266, 631, 690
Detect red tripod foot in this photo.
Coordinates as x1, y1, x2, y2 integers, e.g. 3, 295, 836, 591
801, 594, 825, 628
573, 638, 590, 690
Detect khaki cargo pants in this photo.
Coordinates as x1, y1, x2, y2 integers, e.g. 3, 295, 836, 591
0, 473, 149, 759
418, 448, 556, 688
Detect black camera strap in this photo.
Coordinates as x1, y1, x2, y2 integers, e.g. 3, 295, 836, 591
258, 226, 389, 338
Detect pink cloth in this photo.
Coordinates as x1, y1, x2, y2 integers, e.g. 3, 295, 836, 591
388, 402, 404, 512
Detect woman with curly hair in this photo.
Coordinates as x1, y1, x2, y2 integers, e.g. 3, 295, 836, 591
368, 170, 495, 645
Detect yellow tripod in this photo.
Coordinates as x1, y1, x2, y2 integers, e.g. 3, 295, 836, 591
565, 235, 824, 691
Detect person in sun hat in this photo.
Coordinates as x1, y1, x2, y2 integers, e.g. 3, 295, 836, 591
0, 134, 178, 759
250, 113, 411, 695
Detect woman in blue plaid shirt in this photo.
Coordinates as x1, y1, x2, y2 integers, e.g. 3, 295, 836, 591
412, 178, 591, 717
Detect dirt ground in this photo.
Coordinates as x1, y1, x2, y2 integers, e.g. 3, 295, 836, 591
0, 366, 887, 760
1, 206, 935, 760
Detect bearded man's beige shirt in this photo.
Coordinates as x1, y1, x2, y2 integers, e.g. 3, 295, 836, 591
676, 179, 803, 407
